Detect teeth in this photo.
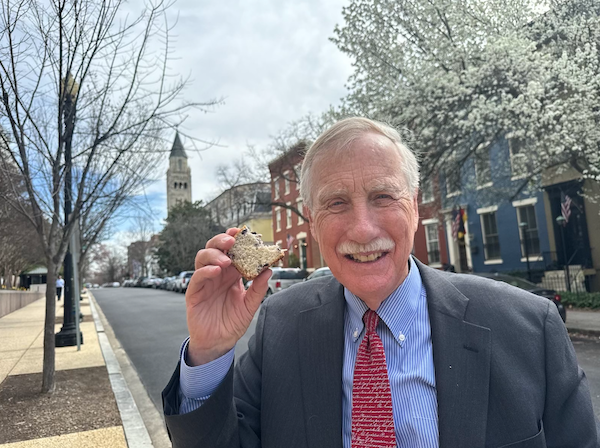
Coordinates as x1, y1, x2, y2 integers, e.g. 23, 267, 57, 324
350, 252, 383, 262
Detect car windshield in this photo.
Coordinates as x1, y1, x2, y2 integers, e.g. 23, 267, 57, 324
273, 270, 305, 280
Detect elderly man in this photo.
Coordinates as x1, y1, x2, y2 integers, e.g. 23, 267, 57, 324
163, 117, 599, 447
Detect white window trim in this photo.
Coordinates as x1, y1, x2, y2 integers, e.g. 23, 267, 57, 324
286, 201, 292, 229
296, 231, 307, 240
275, 207, 282, 232
512, 197, 538, 208
479, 209, 501, 262
508, 138, 528, 181
273, 177, 280, 200
476, 182, 493, 190
423, 221, 441, 266
445, 157, 461, 198
521, 255, 543, 263
477, 205, 498, 214
421, 179, 434, 204
296, 198, 304, 225
284, 171, 291, 195
421, 218, 439, 226
276, 240, 282, 248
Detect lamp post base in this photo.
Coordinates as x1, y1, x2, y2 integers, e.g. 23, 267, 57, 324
55, 327, 84, 347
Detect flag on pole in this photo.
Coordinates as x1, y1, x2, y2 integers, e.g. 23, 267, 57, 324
451, 207, 467, 241
561, 194, 572, 225
286, 233, 295, 249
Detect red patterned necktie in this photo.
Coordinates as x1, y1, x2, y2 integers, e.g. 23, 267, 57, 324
351, 309, 396, 448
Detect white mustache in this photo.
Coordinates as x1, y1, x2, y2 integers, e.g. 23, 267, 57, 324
337, 238, 395, 255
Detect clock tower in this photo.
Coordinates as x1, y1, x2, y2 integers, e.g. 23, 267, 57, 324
166, 132, 192, 212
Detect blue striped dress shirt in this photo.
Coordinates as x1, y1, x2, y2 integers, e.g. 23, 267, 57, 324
178, 257, 439, 447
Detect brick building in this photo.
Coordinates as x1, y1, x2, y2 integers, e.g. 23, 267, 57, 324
269, 143, 323, 271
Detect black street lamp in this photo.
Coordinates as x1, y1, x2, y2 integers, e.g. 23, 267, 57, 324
56, 73, 83, 347
519, 222, 532, 282
555, 215, 571, 292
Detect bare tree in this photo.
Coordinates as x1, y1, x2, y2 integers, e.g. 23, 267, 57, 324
0, 0, 217, 392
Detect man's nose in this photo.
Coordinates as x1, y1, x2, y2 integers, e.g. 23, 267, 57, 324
347, 203, 379, 243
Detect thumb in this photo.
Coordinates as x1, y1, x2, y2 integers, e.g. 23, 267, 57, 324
245, 268, 272, 308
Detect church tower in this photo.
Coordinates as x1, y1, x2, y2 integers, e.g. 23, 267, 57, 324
166, 132, 192, 212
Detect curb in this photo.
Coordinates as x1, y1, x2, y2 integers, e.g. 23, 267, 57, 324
89, 294, 154, 448
567, 327, 600, 338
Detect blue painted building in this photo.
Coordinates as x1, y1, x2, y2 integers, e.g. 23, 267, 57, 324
437, 136, 553, 278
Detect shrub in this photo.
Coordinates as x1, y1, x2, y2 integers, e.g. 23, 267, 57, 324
559, 291, 600, 309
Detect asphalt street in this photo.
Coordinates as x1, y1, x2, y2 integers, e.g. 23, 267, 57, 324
93, 287, 259, 413
94, 287, 600, 419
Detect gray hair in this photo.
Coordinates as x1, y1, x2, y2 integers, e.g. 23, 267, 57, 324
300, 117, 420, 211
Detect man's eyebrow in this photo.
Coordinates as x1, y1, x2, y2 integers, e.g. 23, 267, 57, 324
368, 180, 403, 192
317, 187, 348, 204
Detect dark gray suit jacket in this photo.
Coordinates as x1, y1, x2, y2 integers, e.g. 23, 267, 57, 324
163, 260, 600, 447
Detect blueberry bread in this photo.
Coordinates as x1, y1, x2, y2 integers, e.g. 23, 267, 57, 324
228, 226, 285, 280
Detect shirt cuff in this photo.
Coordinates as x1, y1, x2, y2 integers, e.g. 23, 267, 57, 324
179, 337, 235, 399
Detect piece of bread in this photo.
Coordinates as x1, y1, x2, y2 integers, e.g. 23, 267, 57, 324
228, 226, 285, 280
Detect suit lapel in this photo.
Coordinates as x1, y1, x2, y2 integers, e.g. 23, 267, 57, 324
298, 278, 345, 448
417, 260, 492, 448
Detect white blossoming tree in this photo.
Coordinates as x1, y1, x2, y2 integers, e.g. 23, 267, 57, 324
332, 0, 600, 201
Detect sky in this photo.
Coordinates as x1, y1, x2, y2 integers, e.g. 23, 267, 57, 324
115, 0, 354, 244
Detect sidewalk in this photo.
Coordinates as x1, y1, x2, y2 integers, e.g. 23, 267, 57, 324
566, 308, 600, 337
0, 292, 152, 447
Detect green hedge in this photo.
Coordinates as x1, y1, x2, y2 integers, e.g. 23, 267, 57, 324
559, 291, 600, 309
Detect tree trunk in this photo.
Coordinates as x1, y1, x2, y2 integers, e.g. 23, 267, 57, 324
41, 258, 58, 393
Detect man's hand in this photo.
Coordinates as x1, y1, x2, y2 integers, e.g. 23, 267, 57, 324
185, 228, 271, 366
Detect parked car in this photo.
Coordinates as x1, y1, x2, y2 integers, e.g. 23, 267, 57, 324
264, 268, 307, 297
162, 276, 177, 291
473, 272, 566, 323
305, 267, 332, 281
174, 271, 194, 293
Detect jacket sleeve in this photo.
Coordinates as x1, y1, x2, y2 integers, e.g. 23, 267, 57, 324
162, 303, 268, 448
541, 301, 600, 447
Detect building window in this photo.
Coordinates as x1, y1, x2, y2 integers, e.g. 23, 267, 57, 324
178, 159, 182, 171
421, 178, 434, 204
173, 182, 177, 188
274, 177, 280, 200
475, 145, 492, 187
509, 138, 528, 179
297, 199, 304, 225
445, 159, 461, 197
184, 182, 187, 189
424, 223, 440, 264
284, 171, 290, 195
480, 212, 501, 260
276, 208, 281, 232
517, 205, 540, 256
286, 203, 292, 229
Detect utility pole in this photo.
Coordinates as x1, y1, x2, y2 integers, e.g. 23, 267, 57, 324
56, 73, 83, 347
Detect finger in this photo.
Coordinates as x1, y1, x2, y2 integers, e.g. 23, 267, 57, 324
195, 247, 232, 270
206, 232, 237, 251
226, 227, 240, 237
245, 268, 272, 308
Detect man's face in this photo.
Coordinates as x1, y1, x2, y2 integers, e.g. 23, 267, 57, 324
307, 133, 419, 307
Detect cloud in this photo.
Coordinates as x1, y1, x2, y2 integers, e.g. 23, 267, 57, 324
106, 0, 352, 244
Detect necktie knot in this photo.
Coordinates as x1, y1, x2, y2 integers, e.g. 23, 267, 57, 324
363, 309, 379, 334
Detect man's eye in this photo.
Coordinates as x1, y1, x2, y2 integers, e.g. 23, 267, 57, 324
376, 194, 393, 200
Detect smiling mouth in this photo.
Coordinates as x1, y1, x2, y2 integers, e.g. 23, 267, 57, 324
345, 252, 388, 263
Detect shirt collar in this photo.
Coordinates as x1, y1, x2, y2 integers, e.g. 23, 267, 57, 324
344, 256, 423, 347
